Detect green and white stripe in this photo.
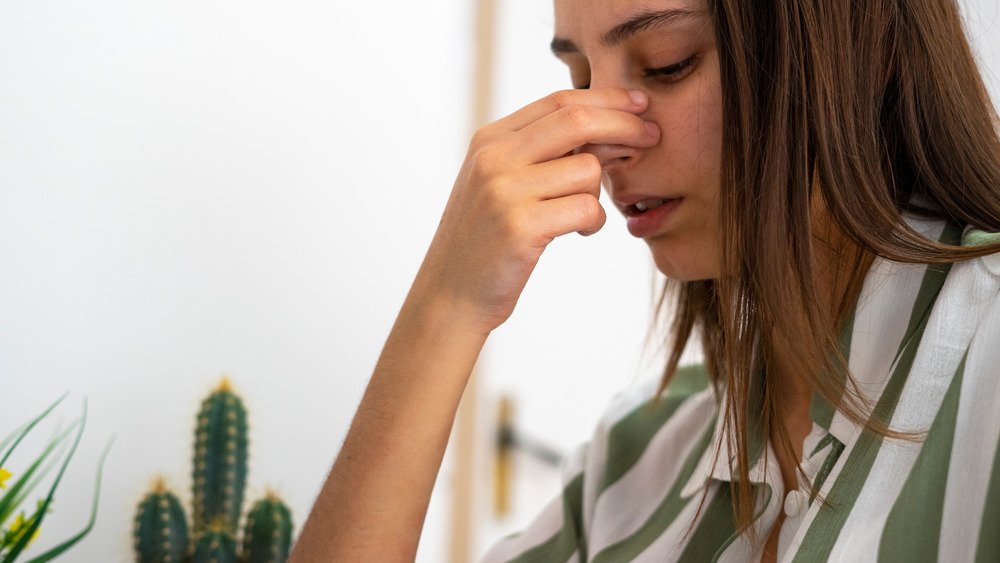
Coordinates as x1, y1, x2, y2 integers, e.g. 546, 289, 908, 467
479, 215, 1000, 563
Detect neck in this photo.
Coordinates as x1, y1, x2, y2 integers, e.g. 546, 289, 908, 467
811, 189, 874, 332
775, 188, 875, 437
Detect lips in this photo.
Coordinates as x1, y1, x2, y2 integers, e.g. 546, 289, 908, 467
625, 197, 684, 238
619, 196, 683, 217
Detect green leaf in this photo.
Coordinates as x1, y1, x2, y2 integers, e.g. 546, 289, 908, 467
9, 435, 71, 521
0, 399, 88, 563
24, 435, 113, 562
0, 421, 82, 526
0, 394, 69, 469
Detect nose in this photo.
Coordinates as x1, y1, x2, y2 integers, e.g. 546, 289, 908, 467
574, 68, 654, 171
574, 142, 642, 171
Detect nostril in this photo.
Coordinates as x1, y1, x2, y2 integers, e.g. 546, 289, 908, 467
601, 154, 632, 170
579, 144, 640, 170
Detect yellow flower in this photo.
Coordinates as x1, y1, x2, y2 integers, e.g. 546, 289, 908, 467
0, 468, 10, 489
8, 512, 40, 547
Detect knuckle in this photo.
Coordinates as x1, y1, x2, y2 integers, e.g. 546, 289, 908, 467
470, 143, 503, 177
548, 90, 574, 111
469, 126, 488, 150
469, 125, 498, 153
561, 104, 592, 130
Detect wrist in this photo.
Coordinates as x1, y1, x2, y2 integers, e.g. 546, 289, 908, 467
398, 288, 494, 343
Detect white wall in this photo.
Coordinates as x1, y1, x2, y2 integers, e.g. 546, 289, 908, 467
0, 0, 473, 560
0, 0, 997, 562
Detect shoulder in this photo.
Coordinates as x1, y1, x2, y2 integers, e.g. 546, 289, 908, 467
566, 365, 720, 557
594, 363, 714, 442
959, 225, 1000, 362
585, 364, 717, 494
930, 224, 1000, 424
945, 224, 1000, 329
911, 223, 1000, 367
961, 226, 1000, 277
904, 218, 1000, 313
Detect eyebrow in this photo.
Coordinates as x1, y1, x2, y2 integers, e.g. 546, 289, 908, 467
550, 8, 704, 56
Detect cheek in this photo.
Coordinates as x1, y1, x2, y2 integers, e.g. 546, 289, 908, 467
645, 61, 724, 280
652, 65, 724, 179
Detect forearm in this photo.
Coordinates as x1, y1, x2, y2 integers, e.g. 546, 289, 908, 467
288, 86, 644, 563
289, 287, 490, 562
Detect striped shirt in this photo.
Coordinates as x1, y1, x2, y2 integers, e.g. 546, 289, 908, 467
480, 213, 1000, 562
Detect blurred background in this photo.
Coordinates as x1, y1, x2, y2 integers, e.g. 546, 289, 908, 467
0, 0, 997, 560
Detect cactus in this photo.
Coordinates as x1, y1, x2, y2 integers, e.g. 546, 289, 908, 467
193, 524, 238, 563
192, 378, 248, 536
241, 493, 293, 563
133, 478, 189, 563
133, 378, 294, 562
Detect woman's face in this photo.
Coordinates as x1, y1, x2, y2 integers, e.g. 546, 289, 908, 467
553, 0, 722, 281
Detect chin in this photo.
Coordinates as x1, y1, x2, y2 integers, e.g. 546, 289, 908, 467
648, 240, 719, 282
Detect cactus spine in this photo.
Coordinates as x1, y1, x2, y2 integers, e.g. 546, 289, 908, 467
192, 377, 248, 536
133, 478, 189, 563
193, 525, 238, 563
134, 378, 294, 562
241, 494, 293, 563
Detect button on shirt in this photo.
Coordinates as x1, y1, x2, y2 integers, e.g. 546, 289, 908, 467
479, 214, 1000, 562
776, 424, 835, 557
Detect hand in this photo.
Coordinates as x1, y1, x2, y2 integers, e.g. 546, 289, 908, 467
409, 88, 660, 335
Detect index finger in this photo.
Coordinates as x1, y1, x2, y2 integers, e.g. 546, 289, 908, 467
494, 88, 649, 132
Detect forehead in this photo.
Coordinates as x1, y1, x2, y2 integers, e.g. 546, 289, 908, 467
553, 0, 707, 42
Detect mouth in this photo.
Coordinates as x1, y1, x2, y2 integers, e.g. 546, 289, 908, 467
623, 197, 685, 238
622, 197, 683, 217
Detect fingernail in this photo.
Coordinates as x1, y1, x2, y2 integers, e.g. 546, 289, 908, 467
628, 89, 647, 106
645, 121, 659, 137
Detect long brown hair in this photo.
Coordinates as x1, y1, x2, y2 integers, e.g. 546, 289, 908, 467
648, 0, 1000, 542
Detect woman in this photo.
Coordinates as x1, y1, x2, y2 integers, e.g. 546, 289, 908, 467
291, 0, 1000, 560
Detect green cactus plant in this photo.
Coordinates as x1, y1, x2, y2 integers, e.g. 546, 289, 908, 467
133, 478, 189, 563
192, 379, 248, 536
192, 523, 237, 563
133, 378, 294, 563
241, 493, 293, 563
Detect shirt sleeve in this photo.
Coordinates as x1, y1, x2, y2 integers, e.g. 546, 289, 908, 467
475, 367, 710, 563
475, 377, 668, 563
476, 440, 590, 563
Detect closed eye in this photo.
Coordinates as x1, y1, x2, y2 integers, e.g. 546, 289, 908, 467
643, 55, 697, 80
572, 54, 698, 89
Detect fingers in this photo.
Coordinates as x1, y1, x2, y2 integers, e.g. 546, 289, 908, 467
509, 153, 603, 202
494, 88, 648, 132
533, 193, 608, 239
470, 87, 659, 169
458, 88, 652, 244
512, 105, 660, 164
